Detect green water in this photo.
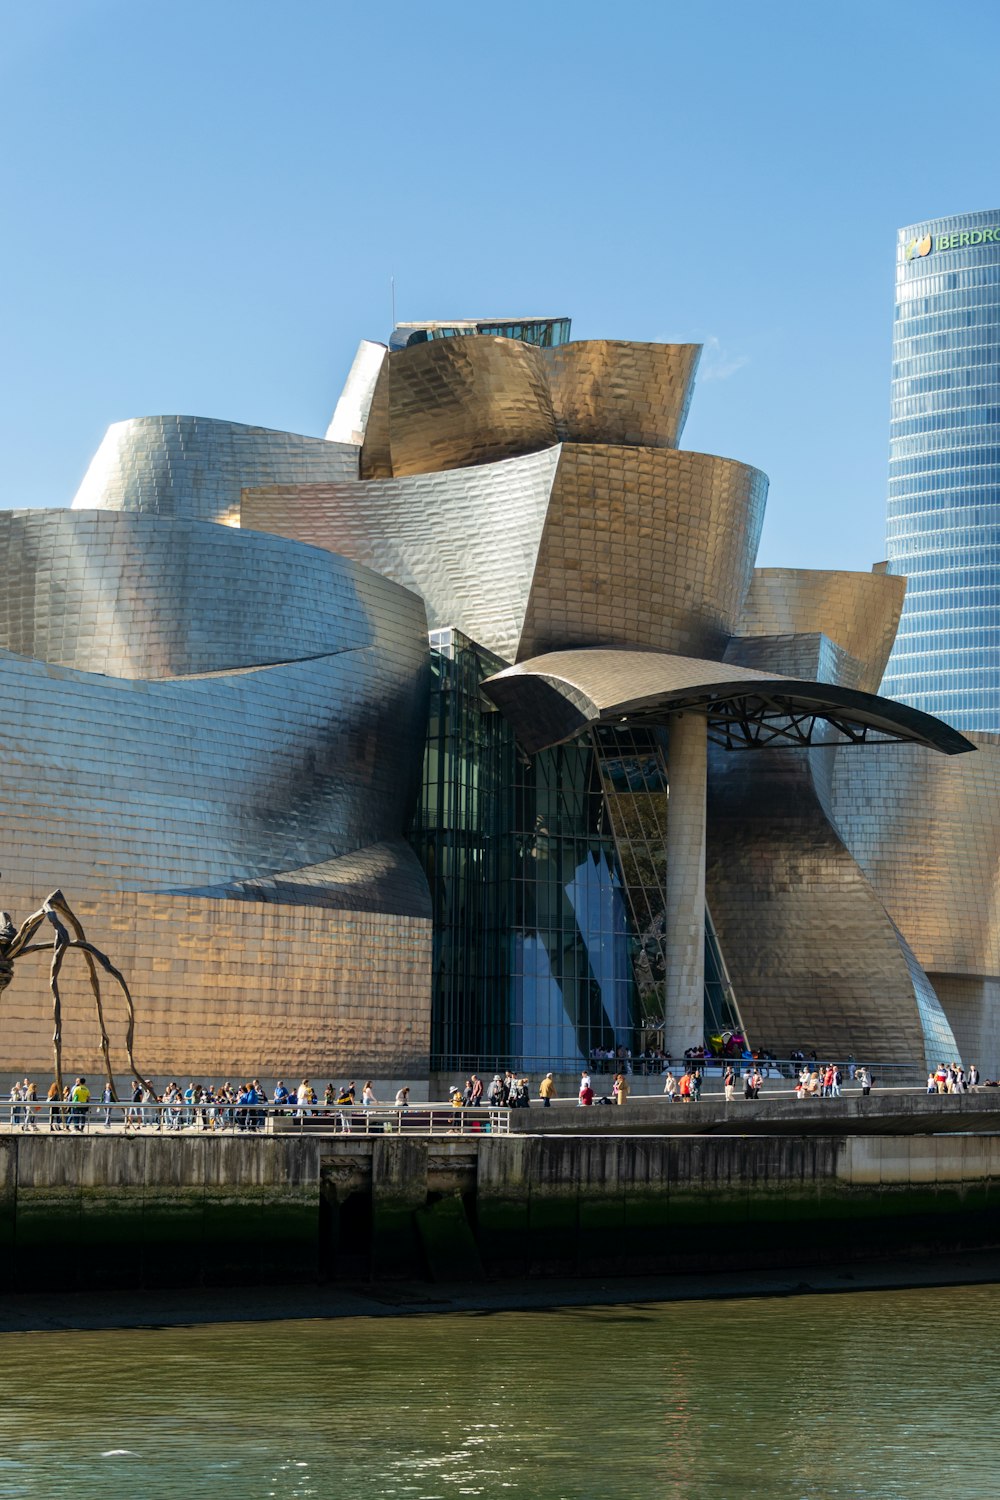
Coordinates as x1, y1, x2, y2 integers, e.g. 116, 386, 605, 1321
1, 1284, 998, 1498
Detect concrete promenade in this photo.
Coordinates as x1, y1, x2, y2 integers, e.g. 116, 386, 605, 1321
511, 1088, 1000, 1136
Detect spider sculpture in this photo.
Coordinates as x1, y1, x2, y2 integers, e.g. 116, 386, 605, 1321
0, 885, 151, 1101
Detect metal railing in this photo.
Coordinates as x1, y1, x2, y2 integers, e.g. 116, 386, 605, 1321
432, 1056, 928, 1085
272, 1105, 511, 1137
0, 1099, 511, 1137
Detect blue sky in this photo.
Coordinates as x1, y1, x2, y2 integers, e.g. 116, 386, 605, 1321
1, 0, 998, 570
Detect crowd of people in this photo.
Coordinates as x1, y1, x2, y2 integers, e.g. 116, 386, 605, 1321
8, 1075, 93, 1131
3, 1056, 992, 1132
795, 1063, 847, 1099
3, 1076, 420, 1132
927, 1063, 980, 1093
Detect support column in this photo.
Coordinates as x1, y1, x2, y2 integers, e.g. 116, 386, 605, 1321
663, 711, 706, 1058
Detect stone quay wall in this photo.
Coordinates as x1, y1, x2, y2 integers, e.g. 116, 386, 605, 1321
1, 1132, 999, 1293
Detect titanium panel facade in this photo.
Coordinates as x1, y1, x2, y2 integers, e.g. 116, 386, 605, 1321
541, 340, 700, 449
0, 509, 401, 680
367, 335, 558, 478
72, 415, 359, 526
359, 358, 393, 480
325, 339, 387, 445
517, 447, 768, 662
882, 210, 1000, 729
244, 444, 768, 669
706, 737, 959, 1067
243, 447, 562, 664
724, 631, 866, 692
0, 632, 429, 898
707, 626, 960, 1068
0, 522, 432, 1077
829, 734, 1000, 980
0, 307, 977, 1078
0, 888, 430, 1081
738, 568, 906, 694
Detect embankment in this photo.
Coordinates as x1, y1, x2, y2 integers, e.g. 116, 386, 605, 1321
2, 1132, 1000, 1292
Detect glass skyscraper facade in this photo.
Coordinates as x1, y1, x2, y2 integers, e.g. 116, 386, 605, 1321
882, 209, 1000, 729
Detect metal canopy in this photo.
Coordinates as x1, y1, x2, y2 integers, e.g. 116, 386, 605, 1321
482, 649, 976, 758
640, 690, 945, 752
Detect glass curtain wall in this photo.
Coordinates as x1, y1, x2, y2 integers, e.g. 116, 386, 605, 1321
391, 318, 571, 351
412, 636, 744, 1073
509, 736, 635, 1070
593, 726, 746, 1053
883, 209, 1000, 729
412, 630, 636, 1073
409, 629, 516, 1067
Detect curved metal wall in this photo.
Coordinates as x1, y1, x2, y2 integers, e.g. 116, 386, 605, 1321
244, 445, 767, 669
541, 340, 700, 449
0, 886, 431, 1081
829, 733, 1000, 980
243, 447, 562, 664
0, 510, 401, 679
326, 339, 387, 445
518, 446, 768, 662
0, 643, 429, 898
706, 740, 959, 1069
738, 568, 906, 694
72, 415, 359, 525
368, 335, 558, 478
0, 519, 433, 1078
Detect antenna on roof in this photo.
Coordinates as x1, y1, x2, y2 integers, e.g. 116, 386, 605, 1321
391, 273, 396, 330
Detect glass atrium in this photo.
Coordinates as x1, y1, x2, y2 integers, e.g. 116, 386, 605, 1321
411, 630, 745, 1072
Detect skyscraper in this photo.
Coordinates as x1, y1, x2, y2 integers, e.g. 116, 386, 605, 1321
882, 209, 1000, 729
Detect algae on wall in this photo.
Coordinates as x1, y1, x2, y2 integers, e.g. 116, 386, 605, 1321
2, 1133, 1000, 1291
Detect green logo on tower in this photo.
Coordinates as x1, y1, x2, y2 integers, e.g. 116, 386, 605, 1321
907, 226, 1000, 259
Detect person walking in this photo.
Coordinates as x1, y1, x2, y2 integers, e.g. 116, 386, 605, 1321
127, 1078, 144, 1129
69, 1076, 90, 1132
361, 1080, 378, 1107
724, 1064, 735, 1103
663, 1070, 678, 1102
47, 1078, 62, 1131
539, 1072, 556, 1108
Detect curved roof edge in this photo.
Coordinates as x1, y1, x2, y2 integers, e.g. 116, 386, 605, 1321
482, 649, 976, 758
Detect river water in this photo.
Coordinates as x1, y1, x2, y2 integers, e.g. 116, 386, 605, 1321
0, 1283, 997, 1499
